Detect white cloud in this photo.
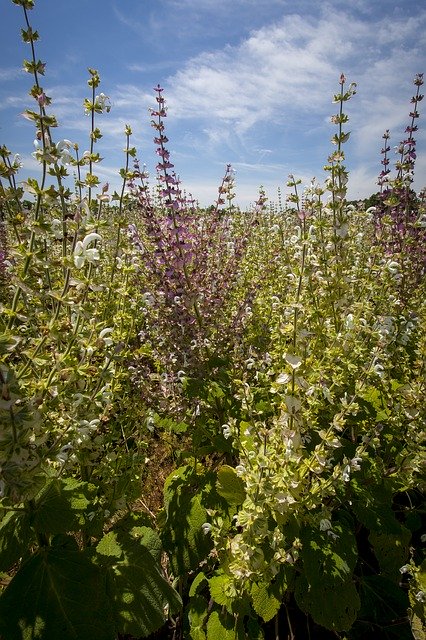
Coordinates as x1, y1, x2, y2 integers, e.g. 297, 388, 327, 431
0, 67, 24, 81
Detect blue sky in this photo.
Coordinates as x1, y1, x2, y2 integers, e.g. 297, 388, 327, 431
1, 0, 425, 208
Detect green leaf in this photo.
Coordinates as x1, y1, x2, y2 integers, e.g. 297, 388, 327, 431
189, 572, 209, 597
0, 548, 114, 640
352, 575, 412, 639
209, 574, 235, 612
369, 526, 411, 581
206, 610, 236, 640
409, 559, 426, 627
410, 612, 425, 640
352, 488, 403, 534
0, 509, 33, 572
100, 531, 182, 638
300, 521, 358, 585
186, 594, 209, 640
216, 465, 246, 505
33, 477, 97, 535
251, 582, 281, 622
96, 531, 123, 560
246, 617, 265, 640
130, 525, 163, 562
295, 521, 361, 631
162, 466, 214, 576
295, 573, 360, 632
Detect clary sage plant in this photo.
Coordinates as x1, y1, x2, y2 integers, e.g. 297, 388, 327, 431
0, 2, 424, 639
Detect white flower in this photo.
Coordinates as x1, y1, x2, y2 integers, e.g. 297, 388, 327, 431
74, 232, 102, 269
342, 463, 351, 482
222, 424, 232, 439
345, 313, 354, 330
143, 292, 155, 307
399, 565, 411, 575
276, 372, 291, 384
335, 222, 349, 238
285, 395, 301, 413
56, 139, 74, 165
99, 327, 113, 347
51, 218, 63, 240
350, 457, 362, 471
387, 261, 400, 275
201, 522, 212, 535
95, 93, 111, 112
285, 353, 302, 370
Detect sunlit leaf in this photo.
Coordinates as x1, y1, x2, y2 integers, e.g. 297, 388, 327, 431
0, 548, 114, 640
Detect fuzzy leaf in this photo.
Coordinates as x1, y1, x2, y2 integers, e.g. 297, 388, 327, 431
162, 466, 214, 576
410, 613, 425, 640
100, 531, 182, 638
369, 527, 411, 582
251, 582, 281, 622
189, 572, 209, 597
0, 548, 114, 640
352, 485, 402, 534
33, 477, 97, 534
353, 575, 412, 639
130, 525, 163, 562
409, 559, 426, 627
216, 465, 246, 505
0, 509, 33, 572
295, 573, 360, 632
300, 521, 358, 585
187, 594, 209, 640
206, 611, 237, 640
209, 574, 235, 612
96, 531, 123, 559
296, 521, 360, 631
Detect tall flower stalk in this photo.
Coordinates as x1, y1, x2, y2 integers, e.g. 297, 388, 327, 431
375, 74, 425, 299
128, 87, 254, 423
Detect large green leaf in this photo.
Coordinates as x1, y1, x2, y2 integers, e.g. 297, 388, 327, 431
208, 573, 250, 618
351, 475, 403, 535
186, 594, 209, 640
98, 529, 182, 638
0, 548, 114, 640
349, 575, 412, 640
216, 465, 246, 505
162, 465, 214, 576
369, 527, 411, 582
251, 582, 281, 623
295, 573, 360, 632
0, 509, 33, 572
33, 477, 97, 535
300, 521, 358, 585
295, 520, 361, 631
206, 611, 238, 640
209, 574, 235, 610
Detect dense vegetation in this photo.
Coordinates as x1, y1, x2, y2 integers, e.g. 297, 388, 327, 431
0, 1, 425, 638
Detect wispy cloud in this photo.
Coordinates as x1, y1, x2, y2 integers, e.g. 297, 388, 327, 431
0, 67, 24, 81
163, 8, 426, 129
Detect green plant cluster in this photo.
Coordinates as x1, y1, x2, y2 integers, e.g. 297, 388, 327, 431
0, 2, 424, 639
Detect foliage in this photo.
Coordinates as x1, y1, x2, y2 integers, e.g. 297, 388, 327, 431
0, 2, 425, 639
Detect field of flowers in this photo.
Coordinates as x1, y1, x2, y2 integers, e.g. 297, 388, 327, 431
0, 1, 425, 639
